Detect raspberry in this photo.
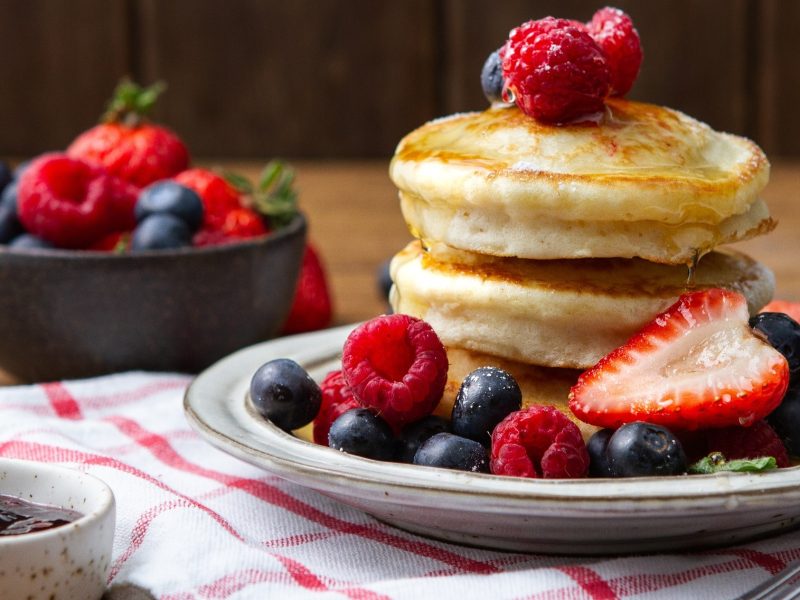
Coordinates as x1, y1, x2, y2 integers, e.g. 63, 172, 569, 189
490, 406, 589, 478
703, 421, 790, 468
586, 7, 643, 96
313, 370, 360, 445
501, 17, 610, 123
16, 153, 137, 249
342, 314, 448, 430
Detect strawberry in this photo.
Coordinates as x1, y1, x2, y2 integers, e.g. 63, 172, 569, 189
761, 300, 800, 325
174, 168, 241, 231
569, 288, 790, 431
67, 80, 189, 188
281, 243, 333, 334
17, 153, 138, 249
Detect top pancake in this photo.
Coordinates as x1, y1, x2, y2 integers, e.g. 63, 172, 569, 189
390, 100, 772, 263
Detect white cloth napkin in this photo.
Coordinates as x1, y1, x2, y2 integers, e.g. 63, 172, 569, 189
0, 372, 797, 599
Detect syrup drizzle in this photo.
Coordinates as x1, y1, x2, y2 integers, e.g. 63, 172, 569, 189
685, 248, 704, 288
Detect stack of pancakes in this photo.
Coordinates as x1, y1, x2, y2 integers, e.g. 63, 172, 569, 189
388, 99, 775, 437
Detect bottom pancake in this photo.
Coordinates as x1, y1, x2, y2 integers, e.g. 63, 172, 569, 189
435, 346, 597, 441
391, 240, 774, 369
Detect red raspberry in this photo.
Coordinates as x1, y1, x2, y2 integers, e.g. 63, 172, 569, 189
313, 370, 360, 445
501, 17, 610, 123
17, 153, 138, 249
491, 406, 589, 478
341, 314, 448, 430
586, 7, 643, 96
703, 421, 790, 468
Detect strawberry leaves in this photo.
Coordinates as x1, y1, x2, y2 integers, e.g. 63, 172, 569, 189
102, 79, 166, 126
225, 160, 298, 230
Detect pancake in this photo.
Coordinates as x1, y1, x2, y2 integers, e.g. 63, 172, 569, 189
390, 100, 772, 264
390, 240, 775, 369
436, 346, 596, 440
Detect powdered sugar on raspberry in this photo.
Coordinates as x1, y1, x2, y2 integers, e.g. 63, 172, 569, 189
501, 18, 610, 123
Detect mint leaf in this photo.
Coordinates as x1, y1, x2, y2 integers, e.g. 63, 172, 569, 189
689, 452, 777, 475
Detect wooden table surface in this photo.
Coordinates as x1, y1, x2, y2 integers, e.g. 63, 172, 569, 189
1, 159, 798, 385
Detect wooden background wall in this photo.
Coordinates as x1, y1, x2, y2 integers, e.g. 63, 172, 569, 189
1, 0, 799, 159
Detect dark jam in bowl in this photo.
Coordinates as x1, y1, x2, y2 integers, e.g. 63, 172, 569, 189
0, 494, 82, 536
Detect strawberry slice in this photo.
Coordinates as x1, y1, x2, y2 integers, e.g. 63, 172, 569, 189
569, 288, 789, 431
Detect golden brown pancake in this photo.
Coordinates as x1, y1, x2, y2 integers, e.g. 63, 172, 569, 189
390, 100, 772, 264
390, 240, 775, 369
436, 346, 596, 440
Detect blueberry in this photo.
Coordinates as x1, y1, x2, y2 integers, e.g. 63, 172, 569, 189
135, 181, 204, 231
328, 408, 395, 460
377, 258, 393, 304
768, 385, 800, 455
587, 428, 614, 477
606, 422, 686, 477
750, 312, 800, 385
0, 182, 23, 244
397, 415, 450, 463
413, 432, 489, 473
130, 214, 192, 251
0, 160, 11, 195
481, 50, 504, 103
8, 234, 53, 249
250, 358, 322, 431
451, 367, 521, 446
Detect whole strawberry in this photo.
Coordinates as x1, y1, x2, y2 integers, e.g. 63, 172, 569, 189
281, 243, 333, 334
17, 153, 138, 249
67, 80, 189, 188
174, 168, 242, 232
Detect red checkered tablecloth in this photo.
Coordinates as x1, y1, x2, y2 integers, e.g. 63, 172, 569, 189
0, 372, 798, 599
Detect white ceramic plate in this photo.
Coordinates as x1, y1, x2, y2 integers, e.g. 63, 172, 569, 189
184, 325, 800, 555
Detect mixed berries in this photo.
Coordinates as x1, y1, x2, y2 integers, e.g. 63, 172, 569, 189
0, 80, 333, 335
252, 293, 800, 480
484, 7, 643, 124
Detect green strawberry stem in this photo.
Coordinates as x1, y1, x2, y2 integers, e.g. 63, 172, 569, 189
226, 160, 299, 230
102, 79, 166, 126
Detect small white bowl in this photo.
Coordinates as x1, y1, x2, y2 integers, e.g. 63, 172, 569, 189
0, 458, 116, 600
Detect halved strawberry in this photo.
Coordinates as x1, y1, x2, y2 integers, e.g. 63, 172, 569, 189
569, 288, 789, 431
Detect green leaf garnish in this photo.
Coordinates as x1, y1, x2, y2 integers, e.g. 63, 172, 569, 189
688, 452, 777, 475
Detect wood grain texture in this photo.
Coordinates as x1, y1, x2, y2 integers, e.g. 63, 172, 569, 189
441, 0, 752, 138
0, 0, 129, 156
755, 0, 800, 156
0, 0, 799, 157
134, 0, 437, 158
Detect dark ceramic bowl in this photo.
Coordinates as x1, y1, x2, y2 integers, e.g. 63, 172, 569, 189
0, 214, 306, 382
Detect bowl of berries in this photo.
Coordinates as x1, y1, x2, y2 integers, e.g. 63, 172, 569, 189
0, 81, 309, 382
